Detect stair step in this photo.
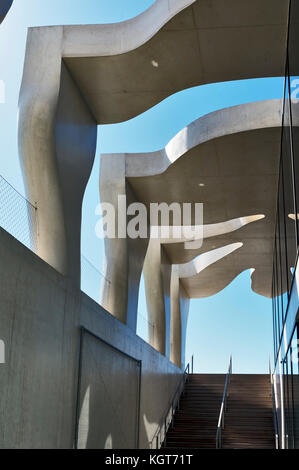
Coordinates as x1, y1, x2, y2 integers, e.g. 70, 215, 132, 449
163, 374, 274, 450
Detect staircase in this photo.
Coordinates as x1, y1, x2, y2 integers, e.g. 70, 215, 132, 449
164, 374, 225, 449
163, 373, 275, 449
222, 374, 274, 449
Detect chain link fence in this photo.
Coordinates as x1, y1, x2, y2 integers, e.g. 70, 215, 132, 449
0, 174, 152, 342
81, 255, 106, 304
0, 175, 37, 251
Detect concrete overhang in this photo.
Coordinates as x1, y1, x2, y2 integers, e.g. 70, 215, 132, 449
18, 0, 291, 293
102, 99, 299, 299
25, 0, 289, 124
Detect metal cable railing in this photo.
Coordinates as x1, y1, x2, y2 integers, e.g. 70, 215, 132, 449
0, 175, 37, 251
81, 255, 106, 304
216, 355, 232, 449
0, 175, 155, 344
149, 356, 193, 449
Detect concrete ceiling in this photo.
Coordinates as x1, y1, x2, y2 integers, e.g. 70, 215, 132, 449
128, 127, 281, 298
64, 0, 289, 123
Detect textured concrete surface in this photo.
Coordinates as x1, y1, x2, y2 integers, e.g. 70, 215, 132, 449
98, 100, 286, 368
18, 0, 289, 285
143, 239, 171, 357
170, 265, 189, 369
0, 227, 182, 448
0, 0, 13, 24
99, 155, 149, 328
64, 0, 289, 122
19, 38, 97, 286
123, 100, 289, 298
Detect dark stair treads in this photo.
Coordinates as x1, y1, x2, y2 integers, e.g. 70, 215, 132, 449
163, 373, 275, 450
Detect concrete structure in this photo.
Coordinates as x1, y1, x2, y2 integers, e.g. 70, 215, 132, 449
100, 99, 298, 365
0, 0, 13, 24
17, 0, 290, 373
0, 226, 181, 448
18, 0, 289, 288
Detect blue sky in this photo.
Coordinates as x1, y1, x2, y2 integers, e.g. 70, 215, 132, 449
0, 0, 284, 373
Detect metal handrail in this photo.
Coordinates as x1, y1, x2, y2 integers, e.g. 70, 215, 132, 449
216, 355, 232, 449
269, 358, 279, 449
149, 356, 193, 449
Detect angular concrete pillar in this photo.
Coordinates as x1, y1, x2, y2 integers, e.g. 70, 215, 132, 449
170, 265, 190, 369
99, 154, 149, 329
18, 28, 97, 286
143, 239, 171, 356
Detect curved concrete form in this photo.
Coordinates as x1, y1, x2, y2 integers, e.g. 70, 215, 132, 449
19, 0, 288, 287
177, 243, 243, 279
63, 0, 289, 123
99, 101, 285, 330
144, 240, 244, 366
155, 214, 265, 244
101, 100, 299, 307
124, 100, 298, 300
99, 99, 296, 366
0, 0, 13, 24
18, 1, 290, 370
125, 100, 283, 177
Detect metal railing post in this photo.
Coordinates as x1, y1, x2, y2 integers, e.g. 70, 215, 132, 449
216, 355, 232, 449
269, 357, 280, 449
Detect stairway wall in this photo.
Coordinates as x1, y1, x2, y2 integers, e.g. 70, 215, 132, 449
0, 227, 182, 448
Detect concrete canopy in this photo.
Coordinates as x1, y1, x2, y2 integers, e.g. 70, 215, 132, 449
0, 0, 13, 24
63, 0, 289, 123
107, 99, 294, 299
18, 0, 290, 291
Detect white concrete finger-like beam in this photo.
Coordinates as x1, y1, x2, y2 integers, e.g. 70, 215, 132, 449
117, 100, 299, 299
177, 243, 243, 279
153, 214, 265, 245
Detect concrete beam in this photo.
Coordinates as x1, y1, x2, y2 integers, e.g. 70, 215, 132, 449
170, 265, 189, 369
19, 28, 97, 286
63, 0, 289, 122
123, 100, 290, 298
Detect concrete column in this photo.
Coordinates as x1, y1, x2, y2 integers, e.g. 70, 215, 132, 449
18, 28, 97, 286
170, 265, 190, 369
99, 155, 148, 329
143, 239, 171, 356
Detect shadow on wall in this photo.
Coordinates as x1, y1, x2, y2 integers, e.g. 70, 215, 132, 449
75, 327, 181, 449
0, 0, 13, 24
76, 330, 141, 449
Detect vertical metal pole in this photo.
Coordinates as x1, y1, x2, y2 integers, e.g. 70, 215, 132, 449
136, 360, 142, 449
191, 355, 194, 374
74, 327, 84, 450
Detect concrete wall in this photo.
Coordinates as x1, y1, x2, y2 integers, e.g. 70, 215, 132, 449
0, 227, 182, 449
